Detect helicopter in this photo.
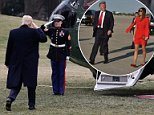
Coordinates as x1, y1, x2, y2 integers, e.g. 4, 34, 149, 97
46, 0, 154, 90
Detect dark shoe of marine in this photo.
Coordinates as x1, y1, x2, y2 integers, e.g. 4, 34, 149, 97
59, 93, 64, 96
6, 98, 12, 111
53, 93, 64, 96
53, 93, 59, 95
28, 105, 36, 110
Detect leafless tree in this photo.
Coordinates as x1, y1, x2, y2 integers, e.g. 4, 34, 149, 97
24, 0, 60, 20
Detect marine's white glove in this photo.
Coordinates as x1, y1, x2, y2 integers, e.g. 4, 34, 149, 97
66, 56, 70, 60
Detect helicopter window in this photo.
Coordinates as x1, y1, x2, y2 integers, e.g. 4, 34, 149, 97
49, 0, 79, 28
60, 10, 77, 28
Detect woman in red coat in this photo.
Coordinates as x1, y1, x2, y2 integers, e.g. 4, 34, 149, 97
126, 7, 150, 67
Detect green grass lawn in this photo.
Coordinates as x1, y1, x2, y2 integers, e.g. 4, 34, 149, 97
0, 14, 154, 115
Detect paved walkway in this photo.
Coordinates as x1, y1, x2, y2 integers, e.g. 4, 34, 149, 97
79, 15, 154, 75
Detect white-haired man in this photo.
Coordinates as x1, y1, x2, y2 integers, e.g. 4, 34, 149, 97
5, 15, 47, 111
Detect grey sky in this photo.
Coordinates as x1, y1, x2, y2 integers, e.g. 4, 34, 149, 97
90, 0, 151, 14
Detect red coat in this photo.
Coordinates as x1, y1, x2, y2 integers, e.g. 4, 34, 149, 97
126, 17, 150, 46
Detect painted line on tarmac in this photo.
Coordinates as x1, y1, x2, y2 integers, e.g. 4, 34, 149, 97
38, 85, 93, 89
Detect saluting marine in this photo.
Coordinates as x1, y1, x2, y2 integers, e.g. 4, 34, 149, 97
41, 14, 71, 95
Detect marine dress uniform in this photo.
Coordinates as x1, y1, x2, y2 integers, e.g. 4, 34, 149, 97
43, 14, 71, 95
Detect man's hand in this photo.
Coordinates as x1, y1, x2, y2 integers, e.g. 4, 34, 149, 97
31, 22, 39, 29
145, 37, 149, 41
107, 30, 112, 36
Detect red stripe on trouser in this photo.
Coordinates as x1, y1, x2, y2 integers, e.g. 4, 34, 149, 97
64, 61, 66, 92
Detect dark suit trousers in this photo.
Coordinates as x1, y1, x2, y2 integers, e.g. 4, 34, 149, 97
90, 29, 109, 61
8, 81, 36, 106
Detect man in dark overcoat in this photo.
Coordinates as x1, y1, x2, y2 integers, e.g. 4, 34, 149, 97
5, 15, 47, 111
89, 1, 114, 64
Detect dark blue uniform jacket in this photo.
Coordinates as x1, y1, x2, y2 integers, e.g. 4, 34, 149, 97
45, 27, 71, 61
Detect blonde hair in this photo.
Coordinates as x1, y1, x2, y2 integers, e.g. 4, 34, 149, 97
21, 15, 33, 26
99, 1, 106, 6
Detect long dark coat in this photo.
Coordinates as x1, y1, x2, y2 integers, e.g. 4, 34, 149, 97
5, 25, 47, 89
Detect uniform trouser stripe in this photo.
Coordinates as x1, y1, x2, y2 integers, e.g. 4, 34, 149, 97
64, 61, 66, 92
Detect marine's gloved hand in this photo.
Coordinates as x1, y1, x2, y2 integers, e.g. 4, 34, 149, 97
40, 24, 45, 30
66, 56, 70, 60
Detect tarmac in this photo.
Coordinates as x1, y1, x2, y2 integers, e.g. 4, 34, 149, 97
79, 15, 154, 75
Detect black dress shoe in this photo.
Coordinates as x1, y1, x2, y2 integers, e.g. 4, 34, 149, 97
103, 60, 109, 64
104, 55, 109, 64
53, 93, 64, 96
53, 93, 59, 95
6, 98, 12, 111
59, 93, 64, 96
28, 105, 36, 110
89, 60, 95, 65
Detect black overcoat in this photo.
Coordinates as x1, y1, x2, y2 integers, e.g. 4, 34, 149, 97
5, 25, 47, 89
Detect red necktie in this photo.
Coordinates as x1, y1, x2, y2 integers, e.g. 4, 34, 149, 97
98, 12, 103, 27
